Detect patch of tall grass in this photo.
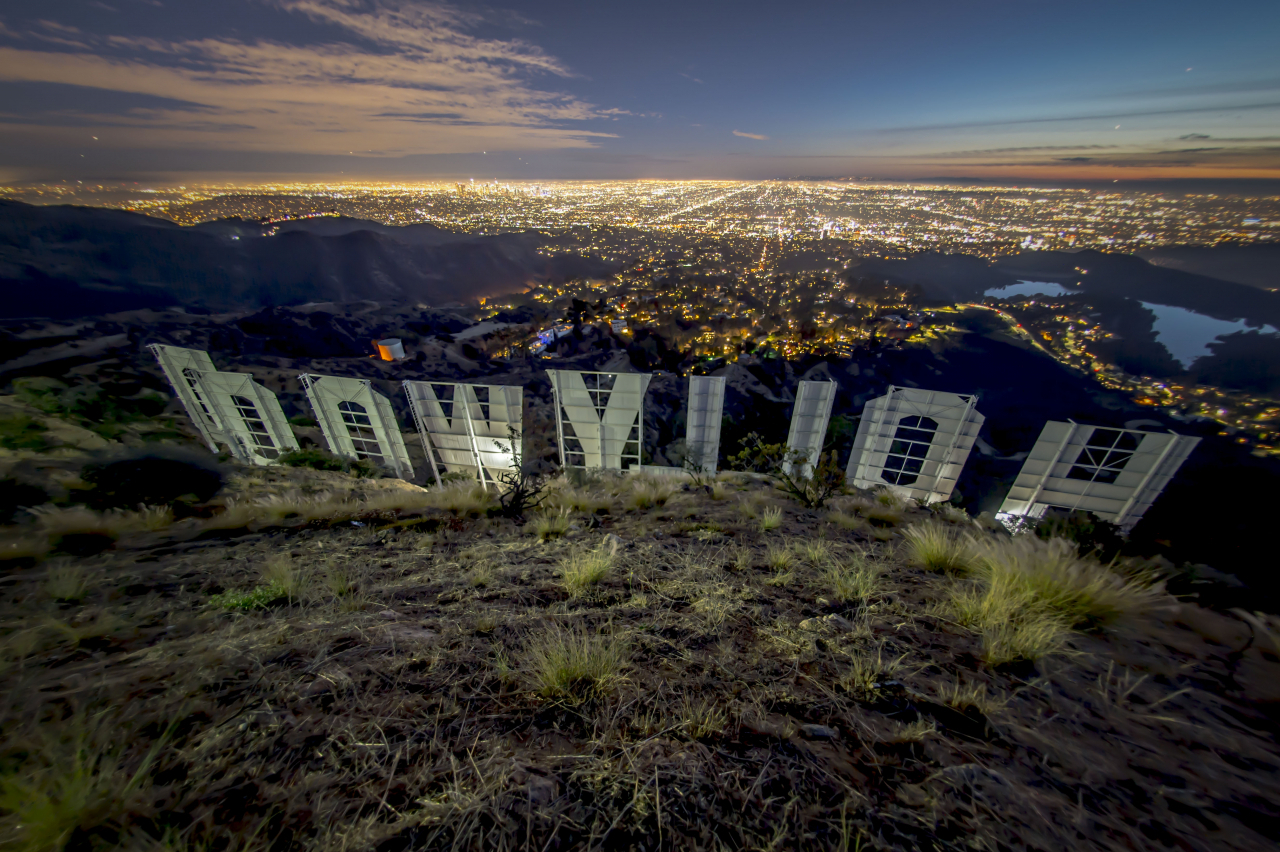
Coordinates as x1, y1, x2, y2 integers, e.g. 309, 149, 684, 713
531, 509, 570, 541
901, 523, 980, 573
560, 545, 614, 597
524, 624, 628, 702
758, 506, 783, 532
946, 535, 1163, 663
826, 550, 883, 605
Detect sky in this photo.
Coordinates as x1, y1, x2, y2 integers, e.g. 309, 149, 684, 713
1, 0, 1278, 184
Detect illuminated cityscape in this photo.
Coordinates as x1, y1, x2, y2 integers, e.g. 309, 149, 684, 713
4, 180, 1278, 256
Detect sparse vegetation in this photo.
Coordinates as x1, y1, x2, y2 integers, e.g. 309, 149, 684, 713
826, 550, 882, 604
560, 544, 613, 596
729, 433, 846, 509
0, 452, 1272, 852
524, 624, 628, 702
532, 509, 570, 540
758, 505, 783, 532
901, 522, 979, 573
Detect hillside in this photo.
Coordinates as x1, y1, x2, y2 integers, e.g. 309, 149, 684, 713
0, 201, 617, 318
0, 464, 1277, 851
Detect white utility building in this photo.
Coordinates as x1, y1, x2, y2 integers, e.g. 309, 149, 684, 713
997, 421, 1200, 530
547, 369, 652, 470
403, 380, 523, 488
150, 344, 297, 465
785, 380, 837, 478
300, 374, 414, 479
685, 374, 726, 474
845, 386, 984, 503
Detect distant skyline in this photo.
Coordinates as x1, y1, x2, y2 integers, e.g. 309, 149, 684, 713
1, 0, 1278, 185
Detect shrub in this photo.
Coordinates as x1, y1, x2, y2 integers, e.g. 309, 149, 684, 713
0, 414, 51, 451
901, 523, 980, 573
79, 449, 223, 512
209, 586, 287, 611
1034, 510, 1125, 561
279, 448, 381, 478
12, 377, 164, 439
729, 433, 845, 509
0, 478, 50, 524
278, 447, 346, 471
525, 625, 628, 702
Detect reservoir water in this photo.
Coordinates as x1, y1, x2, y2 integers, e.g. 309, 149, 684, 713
983, 280, 1280, 370
1141, 302, 1279, 369
983, 280, 1075, 299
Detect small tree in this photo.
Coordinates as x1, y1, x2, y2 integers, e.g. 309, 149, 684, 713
728, 432, 845, 509
680, 441, 715, 488
493, 426, 551, 519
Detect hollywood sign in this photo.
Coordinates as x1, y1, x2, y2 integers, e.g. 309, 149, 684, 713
152, 344, 1199, 530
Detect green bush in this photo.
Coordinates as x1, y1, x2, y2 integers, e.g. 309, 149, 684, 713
11, 378, 165, 439
79, 449, 224, 512
278, 448, 381, 478
0, 415, 51, 451
279, 448, 346, 471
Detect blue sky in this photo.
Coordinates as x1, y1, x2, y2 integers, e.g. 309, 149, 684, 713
0, 0, 1277, 182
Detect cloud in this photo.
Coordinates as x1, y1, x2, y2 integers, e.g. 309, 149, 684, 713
1178, 133, 1211, 140
733, 129, 768, 140
882, 101, 1280, 133
680, 73, 703, 84
936, 144, 1119, 157
0, 0, 623, 156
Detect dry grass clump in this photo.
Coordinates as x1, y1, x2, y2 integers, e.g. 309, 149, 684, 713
626, 478, 676, 511
29, 504, 174, 538
826, 510, 867, 533
524, 624, 628, 702
560, 545, 614, 597
840, 643, 905, 698
0, 713, 171, 852
43, 559, 91, 602
260, 553, 308, 602
947, 531, 1164, 665
676, 693, 729, 739
209, 486, 436, 530
424, 481, 494, 517
547, 484, 611, 515
938, 677, 1008, 716
531, 509, 570, 541
971, 535, 1164, 627
758, 506, 783, 532
798, 539, 834, 565
826, 549, 883, 605
765, 543, 795, 571
855, 501, 903, 528
901, 523, 981, 573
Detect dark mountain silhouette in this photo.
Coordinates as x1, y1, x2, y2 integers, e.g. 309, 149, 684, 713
0, 201, 617, 318
853, 248, 1280, 327
1138, 243, 1280, 291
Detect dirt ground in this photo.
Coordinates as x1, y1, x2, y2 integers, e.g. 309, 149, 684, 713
2, 471, 1279, 852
